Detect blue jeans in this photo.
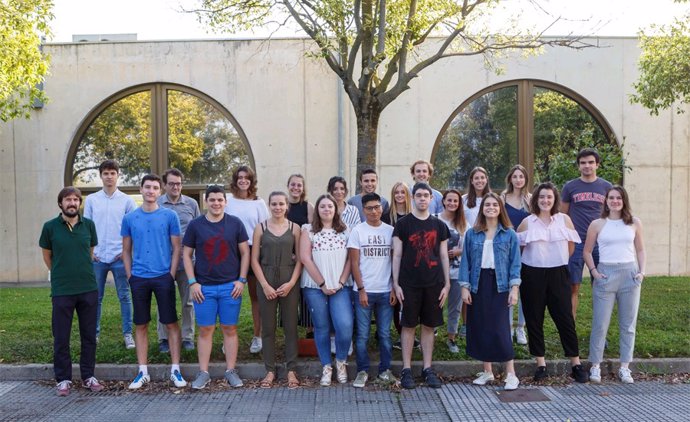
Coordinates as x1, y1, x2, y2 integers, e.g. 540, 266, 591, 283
94, 259, 133, 336
355, 291, 393, 373
303, 287, 353, 365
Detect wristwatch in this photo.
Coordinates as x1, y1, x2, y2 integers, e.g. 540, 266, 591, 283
238, 277, 248, 284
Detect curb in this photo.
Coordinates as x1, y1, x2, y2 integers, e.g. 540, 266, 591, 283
2, 358, 689, 382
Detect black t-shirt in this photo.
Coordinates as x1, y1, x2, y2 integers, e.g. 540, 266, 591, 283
393, 214, 450, 288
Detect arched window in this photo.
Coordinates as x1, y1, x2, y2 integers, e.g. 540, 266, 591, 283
66, 83, 252, 198
432, 80, 622, 192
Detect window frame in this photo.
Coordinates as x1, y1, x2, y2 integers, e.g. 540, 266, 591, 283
431, 79, 618, 185
65, 82, 253, 196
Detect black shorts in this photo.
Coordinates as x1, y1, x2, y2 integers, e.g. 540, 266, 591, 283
400, 283, 444, 328
130, 273, 178, 325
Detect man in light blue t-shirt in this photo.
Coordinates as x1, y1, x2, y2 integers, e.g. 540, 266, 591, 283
121, 174, 187, 390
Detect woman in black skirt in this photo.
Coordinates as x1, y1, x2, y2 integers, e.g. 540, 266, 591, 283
459, 192, 522, 390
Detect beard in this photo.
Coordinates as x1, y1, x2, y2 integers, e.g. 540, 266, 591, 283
60, 206, 79, 218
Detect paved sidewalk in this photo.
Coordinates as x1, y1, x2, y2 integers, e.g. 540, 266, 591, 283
1, 379, 688, 421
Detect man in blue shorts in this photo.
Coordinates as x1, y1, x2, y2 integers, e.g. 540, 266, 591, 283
121, 174, 187, 389
561, 148, 612, 319
183, 185, 250, 389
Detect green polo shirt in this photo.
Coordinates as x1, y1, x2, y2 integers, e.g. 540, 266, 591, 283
39, 214, 98, 297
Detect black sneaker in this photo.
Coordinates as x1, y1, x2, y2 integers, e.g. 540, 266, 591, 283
306, 331, 314, 339
400, 368, 415, 389
393, 340, 402, 350
534, 366, 548, 381
571, 364, 588, 383
158, 339, 170, 354
422, 367, 442, 388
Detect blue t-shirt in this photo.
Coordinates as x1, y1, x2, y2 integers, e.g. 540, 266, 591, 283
182, 214, 249, 285
121, 207, 181, 278
561, 177, 612, 240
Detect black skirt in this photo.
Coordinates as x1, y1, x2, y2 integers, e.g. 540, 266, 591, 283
466, 269, 515, 362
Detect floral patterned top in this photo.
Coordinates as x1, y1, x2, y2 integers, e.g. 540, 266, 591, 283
300, 224, 351, 289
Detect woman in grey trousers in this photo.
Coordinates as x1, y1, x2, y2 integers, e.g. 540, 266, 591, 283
583, 186, 646, 384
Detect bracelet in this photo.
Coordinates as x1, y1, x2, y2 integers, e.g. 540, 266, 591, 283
318, 281, 325, 288
589, 267, 597, 273
358, 286, 365, 291
187, 278, 197, 285
237, 277, 248, 284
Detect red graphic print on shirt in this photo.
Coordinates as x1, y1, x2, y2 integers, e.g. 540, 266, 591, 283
409, 230, 438, 268
203, 228, 229, 270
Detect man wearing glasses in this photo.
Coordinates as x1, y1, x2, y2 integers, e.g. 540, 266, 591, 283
156, 168, 200, 352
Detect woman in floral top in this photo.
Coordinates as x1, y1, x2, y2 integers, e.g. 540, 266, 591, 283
300, 194, 353, 387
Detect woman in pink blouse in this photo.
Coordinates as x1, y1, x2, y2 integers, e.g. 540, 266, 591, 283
516, 182, 588, 383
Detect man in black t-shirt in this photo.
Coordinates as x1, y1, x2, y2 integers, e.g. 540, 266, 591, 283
392, 182, 450, 389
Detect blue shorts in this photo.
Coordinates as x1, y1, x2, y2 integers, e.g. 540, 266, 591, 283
567, 243, 599, 284
193, 282, 242, 326
130, 273, 178, 325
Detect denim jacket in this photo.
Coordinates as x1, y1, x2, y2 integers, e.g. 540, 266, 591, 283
458, 224, 521, 293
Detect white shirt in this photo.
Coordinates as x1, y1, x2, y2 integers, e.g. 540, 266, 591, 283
598, 218, 636, 264
347, 222, 394, 293
83, 189, 136, 263
224, 196, 269, 246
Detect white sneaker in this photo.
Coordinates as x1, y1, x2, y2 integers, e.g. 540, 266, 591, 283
320, 365, 333, 386
128, 371, 150, 390
352, 371, 368, 388
336, 360, 348, 384
250, 336, 262, 354
504, 373, 520, 390
618, 367, 634, 384
589, 366, 602, 383
515, 327, 527, 345
124, 333, 135, 349
473, 371, 495, 385
170, 369, 187, 388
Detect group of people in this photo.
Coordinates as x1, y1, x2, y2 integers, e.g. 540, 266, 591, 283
40, 148, 646, 396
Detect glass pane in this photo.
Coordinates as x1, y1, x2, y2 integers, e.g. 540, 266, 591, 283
167, 90, 250, 185
533, 87, 616, 185
433, 86, 518, 192
71, 91, 152, 187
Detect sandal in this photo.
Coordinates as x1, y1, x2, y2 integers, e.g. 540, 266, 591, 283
260, 372, 275, 389
287, 371, 300, 389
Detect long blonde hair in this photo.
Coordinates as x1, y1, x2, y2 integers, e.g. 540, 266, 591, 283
389, 181, 411, 225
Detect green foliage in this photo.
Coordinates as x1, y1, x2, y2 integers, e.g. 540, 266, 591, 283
433, 86, 518, 192
71, 89, 250, 186
1, 277, 688, 364
532, 88, 629, 187
631, 1, 690, 115
0, 0, 53, 122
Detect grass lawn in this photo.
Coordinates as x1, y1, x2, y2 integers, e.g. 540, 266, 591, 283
0, 277, 688, 365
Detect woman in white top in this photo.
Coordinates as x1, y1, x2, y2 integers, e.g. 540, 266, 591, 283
327, 176, 361, 229
583, 185, 646, 384
436, 189, 467, 353
300, 194, 353, 387
462, 167, 491, 227
516, 182, 587, 383
224, 165, 269, 354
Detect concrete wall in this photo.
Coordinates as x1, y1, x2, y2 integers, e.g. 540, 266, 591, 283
0, 37, 688, 282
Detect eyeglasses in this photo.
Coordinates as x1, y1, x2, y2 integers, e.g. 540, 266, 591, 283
364, 205, 382, 211
167, 182, 182, 187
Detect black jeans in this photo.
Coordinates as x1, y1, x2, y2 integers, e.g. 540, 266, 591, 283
52, 290, 98, 382
520, 265, 579, 358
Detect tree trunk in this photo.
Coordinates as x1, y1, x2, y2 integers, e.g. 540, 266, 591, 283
354, 101, 381, 191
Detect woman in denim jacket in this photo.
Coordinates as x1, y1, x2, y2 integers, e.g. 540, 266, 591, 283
459, 192, 522, 390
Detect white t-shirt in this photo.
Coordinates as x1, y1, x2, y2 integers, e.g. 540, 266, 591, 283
346, 222, 394, 293
224, 196, 269, 246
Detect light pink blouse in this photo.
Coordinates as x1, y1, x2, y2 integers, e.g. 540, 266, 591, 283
518, 213, 581, 268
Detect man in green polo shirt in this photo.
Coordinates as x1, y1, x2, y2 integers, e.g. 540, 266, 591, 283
39, 186, 104, 396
